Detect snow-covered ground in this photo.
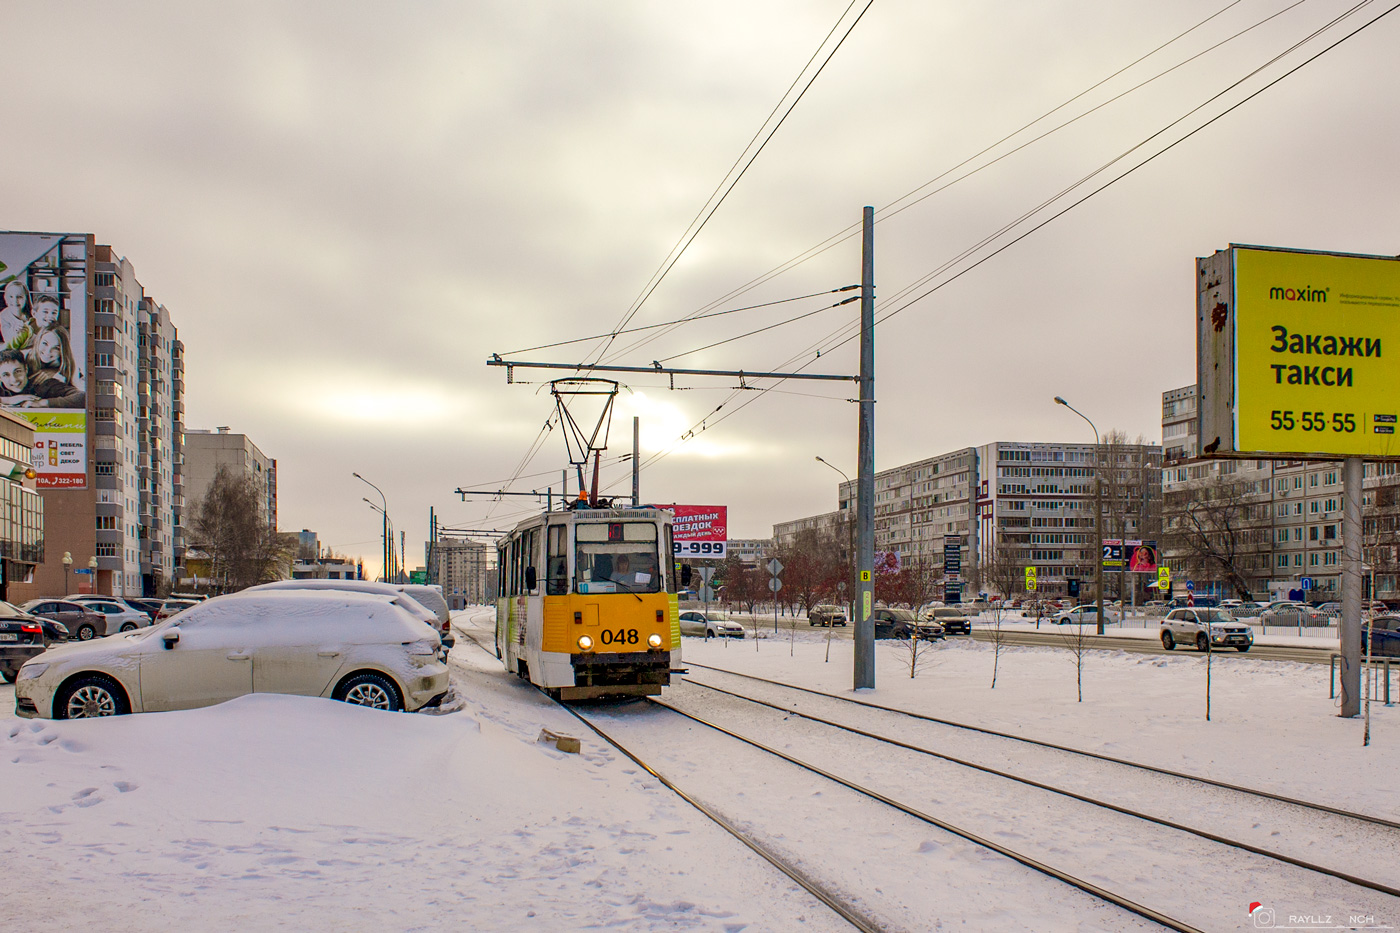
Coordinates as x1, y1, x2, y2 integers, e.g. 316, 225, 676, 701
1, 607, 1397, 931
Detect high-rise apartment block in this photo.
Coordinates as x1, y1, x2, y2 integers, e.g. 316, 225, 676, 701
182, 428, 278, 528
2, 232, 184, 600
431, 538, 490, 610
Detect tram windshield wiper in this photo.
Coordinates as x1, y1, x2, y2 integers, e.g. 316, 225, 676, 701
610, 579, 645, 602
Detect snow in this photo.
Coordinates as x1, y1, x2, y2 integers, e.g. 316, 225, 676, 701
1, 606, 1398, 931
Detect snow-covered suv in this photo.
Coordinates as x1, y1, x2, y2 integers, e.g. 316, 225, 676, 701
1160, 608, 1253, 652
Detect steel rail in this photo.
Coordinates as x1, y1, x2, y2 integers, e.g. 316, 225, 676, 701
681, 677, 1400, 900
686, 661, 1400, 832
644, 697, 1204, 933
448, 621, 886, 933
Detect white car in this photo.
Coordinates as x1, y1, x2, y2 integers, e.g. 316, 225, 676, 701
1160, 608, 1253, 652
248, 580, 452, 647
678, 610, 745, 638
59, 598, 151, 637
14, 590, 449, 719
1051, 604, 1121, 625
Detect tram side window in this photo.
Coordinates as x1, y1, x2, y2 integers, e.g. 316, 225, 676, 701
497, 547, 507, 597
522, 528, 538, 592
546, 525, 569, 595
664, 525, 676, 594
574, 522, 661, 593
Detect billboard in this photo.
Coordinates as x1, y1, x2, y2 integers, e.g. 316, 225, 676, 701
666, 505, 727, 559
1199, 245, 1400, 460
0, 233, 88, 487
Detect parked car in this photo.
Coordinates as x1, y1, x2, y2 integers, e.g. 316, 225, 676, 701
0, 602, 54, 683
1051, 605, 1121, 625
1260, 603, 1329, 627
1021, 600, 1052, 618
923, 607, 971, 635
1166, 595, 1219, 609
807, 605, 848, 627
13, 590, 450, 719
1365, 616, 1400, 657
246, 580, 451, 648
1160, 608, 1253, 652
59, 599, 152, 637
156, 598, 200, 621
124, 598, 166, 622
678, 610, 744, 639
912, 616, 946, 641
20, 599, 103, 642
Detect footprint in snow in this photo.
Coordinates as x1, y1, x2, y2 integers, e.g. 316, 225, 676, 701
113, 782, 137, 793
72, 787, 99, 800
37, 734, 58, 746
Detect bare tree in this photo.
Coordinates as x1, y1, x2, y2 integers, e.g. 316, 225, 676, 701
777, 528, 842, 616
983, 543, 1022, 688
1162, 475, 1269, 600
189, 465, 294, 592
1059, 617, 1091, 703
885, 627, 938, 679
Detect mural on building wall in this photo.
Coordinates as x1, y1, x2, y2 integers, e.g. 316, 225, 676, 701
0, 233, 88, 488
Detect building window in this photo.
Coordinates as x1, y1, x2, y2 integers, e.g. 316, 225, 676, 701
96, 543, 117, 557
96, 516, 116, 530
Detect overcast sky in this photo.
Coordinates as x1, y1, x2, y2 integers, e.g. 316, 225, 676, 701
5, 0, 1398, 575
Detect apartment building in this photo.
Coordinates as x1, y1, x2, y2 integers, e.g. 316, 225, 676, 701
1, 233, 182, 600
775, 440, 1162, 598
432, 537, 491, 610
182, 428, 278, 528
727, 538, 773, 566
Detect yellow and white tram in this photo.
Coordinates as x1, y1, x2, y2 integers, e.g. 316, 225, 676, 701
495, 506, 680, 700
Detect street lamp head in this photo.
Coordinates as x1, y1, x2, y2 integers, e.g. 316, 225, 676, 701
61, 551, 73, 567
1054, 396, 1067, 406
88, 557, 98, 569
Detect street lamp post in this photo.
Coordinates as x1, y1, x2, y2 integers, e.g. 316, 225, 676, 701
1055, 396, 1106, 635
353, 472, 390, 583
61, 552, 73, 594
363, 498, 396, 582
88, 556, 99, 596
816, 456, 856, 626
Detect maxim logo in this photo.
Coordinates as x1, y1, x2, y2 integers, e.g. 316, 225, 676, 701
1269, 285, 1329, 302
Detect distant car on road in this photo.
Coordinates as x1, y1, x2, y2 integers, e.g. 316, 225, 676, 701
807, 605, 847, 627
1160, 608, 1253, 652
1260, 603, 1328, 627
1051, 605, 1120, 626
1365, 616, 1400, 657
872, 607, 930, 639
923, 607, 970, 635
678, 610, 744, 639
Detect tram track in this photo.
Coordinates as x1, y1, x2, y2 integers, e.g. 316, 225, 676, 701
686, 661, 1400, 832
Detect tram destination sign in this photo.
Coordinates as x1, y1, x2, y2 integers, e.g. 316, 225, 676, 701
1199, 245, 1400, 460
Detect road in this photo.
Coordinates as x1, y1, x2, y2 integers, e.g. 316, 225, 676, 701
964, 626, 1337, 664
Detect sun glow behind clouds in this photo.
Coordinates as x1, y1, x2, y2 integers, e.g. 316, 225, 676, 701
617, 390, 754, 460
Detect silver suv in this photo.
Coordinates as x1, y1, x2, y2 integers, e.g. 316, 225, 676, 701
1161, 608, 1253, 652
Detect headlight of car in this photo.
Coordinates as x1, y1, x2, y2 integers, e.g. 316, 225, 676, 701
18, 662, 48, 681
51, 622, 69, 635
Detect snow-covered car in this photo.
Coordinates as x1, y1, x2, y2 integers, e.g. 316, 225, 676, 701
923, 607, 970, 635
1160, 608, 1253, 652
807, 605, 847, 627
247, 579, 452, 648
13, 590, 449, 719
678, 610, 744, 638
1050, 605, 1120, 625
59, 598, 151, 637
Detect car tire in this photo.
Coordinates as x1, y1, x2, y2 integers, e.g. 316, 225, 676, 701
1, 668, 16, 684
1196, 633, 1210, 652
334, 671, 403, 712
75, 623, 97, 641
1161, 630, 1175, 650
120, 623, 137, 632
55, 674, 130, 719
1237, 645, 1250, 652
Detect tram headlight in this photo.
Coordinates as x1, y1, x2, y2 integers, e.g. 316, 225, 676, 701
648, 633, 663, 649
577, 635, 594, 651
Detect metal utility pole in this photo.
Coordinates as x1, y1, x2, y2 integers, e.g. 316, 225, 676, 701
854, 205, 876, 690
633, 416, 640, 505
1340, 456, 1363, 717
354, 472, 389, 583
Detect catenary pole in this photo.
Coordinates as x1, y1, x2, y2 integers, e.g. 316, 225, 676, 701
854, 206, 876, 690
633, 416, 640, 505
1340, 456, 1363, 717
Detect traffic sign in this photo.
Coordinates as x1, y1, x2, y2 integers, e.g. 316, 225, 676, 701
695, 566, 716, 583
1157, 566, 1171, 589
766, 558, 784, 577
859, 570, 871, 582
1185, 581, 1195, 591
768, 577, 783, 593
1024, 566, 1037, 593
1301, 576, 1314, 590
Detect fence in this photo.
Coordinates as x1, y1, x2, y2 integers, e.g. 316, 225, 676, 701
1329, 655, 1396, 705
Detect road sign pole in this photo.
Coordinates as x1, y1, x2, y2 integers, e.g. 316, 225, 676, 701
1341, 456, 1363, 717
854, 205, 876, 691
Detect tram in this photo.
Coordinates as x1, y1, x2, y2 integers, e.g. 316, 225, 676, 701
495, 503, 681, 699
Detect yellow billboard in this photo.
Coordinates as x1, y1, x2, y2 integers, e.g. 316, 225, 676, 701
1233, 247, 1400, 458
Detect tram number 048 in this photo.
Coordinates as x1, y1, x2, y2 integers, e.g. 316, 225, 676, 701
1270, 410, 1356, 433
598, 628, 639, 646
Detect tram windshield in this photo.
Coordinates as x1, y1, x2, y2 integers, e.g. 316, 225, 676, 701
575, 522, 662, 594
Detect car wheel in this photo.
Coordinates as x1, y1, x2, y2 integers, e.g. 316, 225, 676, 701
56, 674, 130, 719
75, 624, 97, 641
334, 672, 403, 712
120, 623, 137, 632
1196, 633, 1210, 652
1161, 630, 1175, 650
1237, 645, 1250, 652
1, 668, 16, 684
